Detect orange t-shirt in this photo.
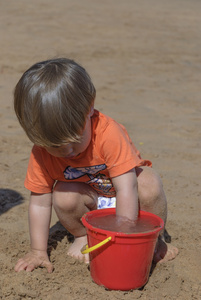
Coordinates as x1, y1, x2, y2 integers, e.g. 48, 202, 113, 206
24, 110, 152, 197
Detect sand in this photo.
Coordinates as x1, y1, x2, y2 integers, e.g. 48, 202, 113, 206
0, 0, 201, 299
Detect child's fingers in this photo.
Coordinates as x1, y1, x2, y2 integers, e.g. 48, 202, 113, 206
14, 259, 30, 272
25, 262, 37, 272
14, 256, 53, 273
41, 260, 54, 273
14, 258, 25, 272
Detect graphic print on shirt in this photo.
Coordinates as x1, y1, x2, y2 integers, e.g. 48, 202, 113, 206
63, 164, 114, 195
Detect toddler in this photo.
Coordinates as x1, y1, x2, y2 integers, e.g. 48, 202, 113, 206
14, 58, 178, 272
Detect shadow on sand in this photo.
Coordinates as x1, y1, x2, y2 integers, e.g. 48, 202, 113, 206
0, 188, 24, 215
47, 221, 74, 256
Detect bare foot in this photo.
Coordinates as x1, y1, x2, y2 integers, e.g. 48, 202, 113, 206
153, 237, 179, 263
67, 235, 89, 263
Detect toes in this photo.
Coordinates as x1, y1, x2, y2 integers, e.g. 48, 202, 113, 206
158, 245, 179, 264
153, 238, 179, 264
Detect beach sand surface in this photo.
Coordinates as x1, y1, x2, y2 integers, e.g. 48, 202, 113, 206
0, 0, 201, 299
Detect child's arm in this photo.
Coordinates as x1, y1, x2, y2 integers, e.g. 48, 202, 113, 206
112, 168, 139, 221
14, 192, 53, 273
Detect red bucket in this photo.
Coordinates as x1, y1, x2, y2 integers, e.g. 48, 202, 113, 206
81, 208, 164, 291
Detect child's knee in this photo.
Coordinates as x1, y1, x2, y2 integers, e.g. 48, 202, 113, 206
53, 181, 81, 211
137, 167, 165, 207
53, 181, 98, 211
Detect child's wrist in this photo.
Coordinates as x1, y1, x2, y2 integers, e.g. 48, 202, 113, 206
30, 247, 48, 255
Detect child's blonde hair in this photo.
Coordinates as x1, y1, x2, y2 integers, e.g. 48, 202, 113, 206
14, 58, 96, 147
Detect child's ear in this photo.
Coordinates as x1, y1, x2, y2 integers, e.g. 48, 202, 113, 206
89, 104, 94, 117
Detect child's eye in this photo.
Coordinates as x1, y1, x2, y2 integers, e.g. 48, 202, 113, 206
49, 145, 61, 149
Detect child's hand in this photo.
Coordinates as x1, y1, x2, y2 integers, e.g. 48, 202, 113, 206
14, 249, 54, 273
115, 215, 137, 233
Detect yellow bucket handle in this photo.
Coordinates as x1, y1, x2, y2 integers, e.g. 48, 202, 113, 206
81, 236, 112, 254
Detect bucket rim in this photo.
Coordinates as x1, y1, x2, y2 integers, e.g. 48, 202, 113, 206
82, 208, 164, 237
